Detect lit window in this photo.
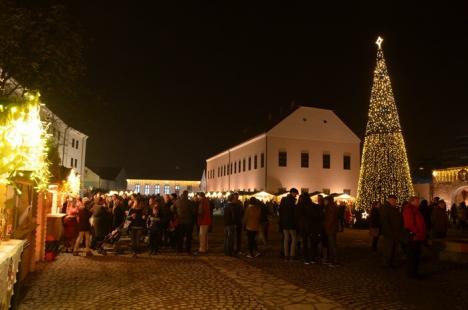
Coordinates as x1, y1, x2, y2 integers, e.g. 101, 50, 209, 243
155, 184, 160, 194
134, 184, 141, 193
278, 151, 287, 167
301, 152, 309, 168
164, 185, 170, 194
175, 185, 180, 193
261, 153, 265, 168
254, 155, 258, 169
144, 184, 150, 195
343, 155, 351, 170
323, 153, 331, 169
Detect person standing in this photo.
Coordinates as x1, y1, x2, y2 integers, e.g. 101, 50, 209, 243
174, 191, 195, 254
323, 196, 339, 266
338, 201, 346, 232
223, 195, 238, 256
244, 197, 261, 258
431, 200, 449, 239
369, 202, 382, 252
380, 195, 403, 268
232, 193, 244, 254
148, 197, 162, 255
73, 199, 93, 256
402, 196, 426, 278
296, 193, 314, 264
197, 193, 212, 254
128, 195, 146, 258
279, 188, 299, 261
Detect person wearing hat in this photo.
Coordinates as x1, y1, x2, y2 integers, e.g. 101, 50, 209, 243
380, 194, 403, 268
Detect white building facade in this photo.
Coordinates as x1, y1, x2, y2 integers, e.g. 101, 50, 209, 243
127, 179, 201, 195
206, 106, 361, 195
41, 106, 88, 179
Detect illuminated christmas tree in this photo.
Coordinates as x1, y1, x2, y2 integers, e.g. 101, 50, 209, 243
355, 37, 414, 210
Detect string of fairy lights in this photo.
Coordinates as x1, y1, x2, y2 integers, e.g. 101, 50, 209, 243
0, 92, 51, 192
355, 37, 414, 210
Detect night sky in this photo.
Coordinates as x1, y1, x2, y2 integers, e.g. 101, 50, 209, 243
49, 2, 468, 179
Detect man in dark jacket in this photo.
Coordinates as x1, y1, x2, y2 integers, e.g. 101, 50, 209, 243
223, 195, 238, 256
297, 193, 323, 264
174, 191, 195, 253
232, 193, 244, 254
380, 195, 403, 268
279, 188, 299, 261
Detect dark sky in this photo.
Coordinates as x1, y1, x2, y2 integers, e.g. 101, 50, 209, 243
50, 1, 468, 179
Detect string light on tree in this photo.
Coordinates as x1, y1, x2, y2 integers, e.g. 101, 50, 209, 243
355, 36, 414, 210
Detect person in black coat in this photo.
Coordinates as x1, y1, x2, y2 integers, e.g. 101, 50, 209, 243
279, 188, 299, 260
380, 195, 403, 268
296, 193, 322, 264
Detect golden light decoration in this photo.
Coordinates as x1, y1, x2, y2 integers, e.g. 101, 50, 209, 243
355, 37, 414, 210
64, 169, 80, 195
0, 92, 50, 191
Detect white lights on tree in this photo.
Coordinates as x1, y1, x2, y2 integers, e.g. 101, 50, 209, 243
355, 37, 414, 210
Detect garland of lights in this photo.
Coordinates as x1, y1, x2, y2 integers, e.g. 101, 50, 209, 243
0, 92, 50, 192
355, 37, 414, 210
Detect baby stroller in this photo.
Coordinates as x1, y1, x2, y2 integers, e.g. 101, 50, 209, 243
96, 226, 122, 255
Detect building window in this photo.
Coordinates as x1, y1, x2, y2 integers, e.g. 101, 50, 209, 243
243, 159, 246, 172
278, 151, 287, 167
175, 185, 180, 193
343, 155, 351, 170
323, 188, 331, 195
164, 185, 170, 194
248, 157, 252, 171
239, 160, 241, 172
230, 163, 233, 175
70, 157, 74, 167
76, 140, 79, 149
301, 152, 309, 168
323, 153, 331, 169
224, 165, 226, 176
254, 155, 258, 169
57, 131, 61, 141
234, 162, 237, 174
134, 184, 140, 193
74, 159, 78, 168
343, 189, 351, 195
301, 188, 309, 194
144, 184, 150, 195
218, 167, 220, 177
155, 184, 160, 194
71, 138, 75, 148
261, 153, 265, 168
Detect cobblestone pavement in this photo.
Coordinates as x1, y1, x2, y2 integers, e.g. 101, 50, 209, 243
19, 217, 468, 309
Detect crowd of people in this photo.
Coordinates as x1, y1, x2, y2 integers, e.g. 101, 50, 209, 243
369, 195, 451, 278
61, 188, 461, 278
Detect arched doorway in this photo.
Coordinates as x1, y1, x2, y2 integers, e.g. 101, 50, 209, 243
451, 185, 468, 205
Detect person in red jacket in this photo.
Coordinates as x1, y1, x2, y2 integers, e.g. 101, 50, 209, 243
402, 196, 426, 278
197, 193, 212, 254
